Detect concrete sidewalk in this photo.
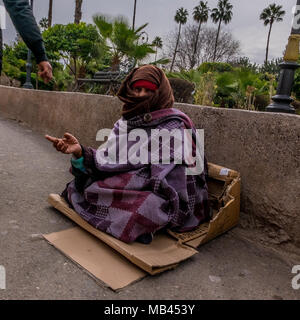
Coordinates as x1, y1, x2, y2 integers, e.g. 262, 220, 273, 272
0, 116, 299, 300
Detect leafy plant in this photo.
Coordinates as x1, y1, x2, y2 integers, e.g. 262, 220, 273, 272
43, 22, 103, 83
93, 14, 154, 69
194, 72, 217, 106
198, 61, 233, 73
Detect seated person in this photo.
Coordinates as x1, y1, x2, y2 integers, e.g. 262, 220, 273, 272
45, 65, 211, 244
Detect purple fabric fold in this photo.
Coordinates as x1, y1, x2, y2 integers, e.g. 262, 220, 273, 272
64, 108, 211, 243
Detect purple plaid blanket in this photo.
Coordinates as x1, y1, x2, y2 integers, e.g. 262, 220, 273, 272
63, 108, 210, 243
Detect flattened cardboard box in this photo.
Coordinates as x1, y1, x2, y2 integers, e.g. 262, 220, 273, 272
44, 163, 241, 290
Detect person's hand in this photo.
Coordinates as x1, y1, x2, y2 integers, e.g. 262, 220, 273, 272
38, 61, 53, 84
45, 133, 82, 158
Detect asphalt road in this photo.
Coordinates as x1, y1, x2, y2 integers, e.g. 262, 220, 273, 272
0, 116, 299, 300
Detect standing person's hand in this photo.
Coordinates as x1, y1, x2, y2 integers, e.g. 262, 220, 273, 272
45, 133, 82, 158
38, 61, 53, 83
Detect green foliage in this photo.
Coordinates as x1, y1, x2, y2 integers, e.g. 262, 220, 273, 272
214, 68, 273, 109
198, 62, 233, 73
2, 60, 22, 79
18, 72, 53, 90
43, 23, 101, 61
51, 68, 73, 91
230, 57, 259, 73
174, 8, 189, 25
293, 60, 300, 100
259, 58, 282, 74
39, 17, 49, 32
152, 37, 163, 48
2, 41, 28, 82
194, 72, 217, 106
150, 58, 170, 66
166, 69, 203, 84
260, 3, 285, 26
211, 0, 233, 25
93, 14, 154, 67
3, 42, 27, 71
193, 1, 210, 24
43, 22, 104, 81
167, 61, 277, 110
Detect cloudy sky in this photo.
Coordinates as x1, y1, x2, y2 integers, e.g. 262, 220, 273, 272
0, 0, 297, 64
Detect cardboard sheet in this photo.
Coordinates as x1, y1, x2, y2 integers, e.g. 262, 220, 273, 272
43, 227, 146, 290
47, 194, 198, 275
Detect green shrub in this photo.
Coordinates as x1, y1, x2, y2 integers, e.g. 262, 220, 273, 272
293, 69, 300, 100
19, 72, 53, 90
197, 62, 233, 74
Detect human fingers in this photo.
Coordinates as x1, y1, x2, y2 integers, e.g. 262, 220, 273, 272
63, 132, 76, 141
45, 135, 58, 143
39, 70, 50, 84
38, 61, 53, 83
56, 140, 65, 151
61, 144, 68, 153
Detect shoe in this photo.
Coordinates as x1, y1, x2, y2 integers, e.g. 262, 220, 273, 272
136, 232, 153, 244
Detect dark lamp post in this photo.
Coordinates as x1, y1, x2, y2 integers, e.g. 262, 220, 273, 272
23, 0, 34, 89
266, 0, 300, 113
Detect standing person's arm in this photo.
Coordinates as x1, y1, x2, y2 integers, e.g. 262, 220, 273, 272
3, 0, 52, 82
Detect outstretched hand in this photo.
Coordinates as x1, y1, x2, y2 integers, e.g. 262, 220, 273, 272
45, 132, 82, 158
38, 61, 53, 84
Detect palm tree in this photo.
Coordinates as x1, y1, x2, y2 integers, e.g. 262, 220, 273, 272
48, 0, 53, 28
74, 0, 83, 24
192, 1, 210, 68
170, 7, 189, 72
211, 0, 233, 62
93, 14, 154, 69
132, 0, 137, 31
152, 36, 163, 62
39, 17, 49, 31
260, 3, 285, 65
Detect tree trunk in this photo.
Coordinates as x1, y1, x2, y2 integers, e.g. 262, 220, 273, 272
265, 22, 273, 65
155, 47, 158, 63
74, 0, 83, 24
48, 0, 53, 28
170, 23, 182, 72
132, 0, 137, 31
191, 21, 202, 68
213, 19, 222, 62
111, 54, 121, 71
73, 56, 77, 80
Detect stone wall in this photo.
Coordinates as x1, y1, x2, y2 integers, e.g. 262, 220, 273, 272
0, 85, 299, 246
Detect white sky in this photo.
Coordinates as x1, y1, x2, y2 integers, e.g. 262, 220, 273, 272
0, 0, 297, 64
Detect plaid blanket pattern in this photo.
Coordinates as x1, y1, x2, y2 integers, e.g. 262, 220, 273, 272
63, 108, 210, 243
